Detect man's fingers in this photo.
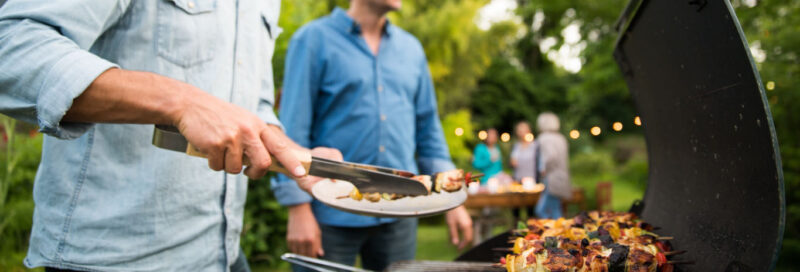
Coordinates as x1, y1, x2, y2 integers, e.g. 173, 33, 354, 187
301, 240, 315, 257
460, 222, 474, 250
312, 232, 324, 258
288, 240, 299, 255
242, 137, 271, 179
317, 246, 325, 257
261, 129, 306, 178
224, 146, 243, 174
207, 148, 224, 171
296, 176, 322, 193
448, 220, 460, 246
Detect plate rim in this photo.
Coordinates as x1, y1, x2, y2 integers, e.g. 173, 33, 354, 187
311, 179, 467, 218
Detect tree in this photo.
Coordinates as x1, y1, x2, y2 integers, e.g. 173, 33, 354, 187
472, 0, 632, 135
391, 0, 518, 115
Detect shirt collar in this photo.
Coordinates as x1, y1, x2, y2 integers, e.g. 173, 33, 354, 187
331, 7, 393, 37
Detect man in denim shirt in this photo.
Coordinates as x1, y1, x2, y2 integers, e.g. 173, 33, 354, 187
0, 1, 329, 271
273, 0, 473, 270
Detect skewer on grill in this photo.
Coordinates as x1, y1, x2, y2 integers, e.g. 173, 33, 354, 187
492, 247, 512, 252
664, 250, 687, 256
657, 236, 674, 240
667, 260, 694, 265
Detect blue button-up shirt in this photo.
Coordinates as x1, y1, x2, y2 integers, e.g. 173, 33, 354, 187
272, 8, 455, 228
0, 0, 283, 271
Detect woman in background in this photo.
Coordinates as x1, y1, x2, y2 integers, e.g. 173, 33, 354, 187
535, 113, 572, 219
472, 128, 503, 184
510, 121, 537, 219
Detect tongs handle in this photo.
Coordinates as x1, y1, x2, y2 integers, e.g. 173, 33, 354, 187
152, 125, 311, 176
280, 253, 374, 272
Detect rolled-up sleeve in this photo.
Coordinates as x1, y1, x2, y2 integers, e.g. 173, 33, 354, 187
414, 56, 455, 175
270, 27, 321, 206
0, 0, 128, 139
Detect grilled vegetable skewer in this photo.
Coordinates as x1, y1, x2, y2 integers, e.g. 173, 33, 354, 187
502, 211, 688, 272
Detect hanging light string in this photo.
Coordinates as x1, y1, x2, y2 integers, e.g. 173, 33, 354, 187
458, 116, 643, 141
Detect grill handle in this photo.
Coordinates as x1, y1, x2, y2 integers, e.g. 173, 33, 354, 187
280, 253, 373, 272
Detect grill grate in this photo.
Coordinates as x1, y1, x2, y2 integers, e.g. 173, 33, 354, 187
385, 261, 504, 272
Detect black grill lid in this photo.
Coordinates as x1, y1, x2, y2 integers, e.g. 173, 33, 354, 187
613, 0, 785, 271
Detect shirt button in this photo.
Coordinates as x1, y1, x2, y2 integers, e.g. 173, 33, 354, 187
225, 208, 232, 215
237, 59, 242, 66
380, 114, 386, 121
377, 85, 383, 92
187, 1, 195, 9
379, 145, 385, 152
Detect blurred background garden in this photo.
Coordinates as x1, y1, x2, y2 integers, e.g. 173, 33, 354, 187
1, 0, 798, 271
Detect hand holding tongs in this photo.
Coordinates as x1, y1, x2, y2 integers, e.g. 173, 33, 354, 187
151, 125, 430, 196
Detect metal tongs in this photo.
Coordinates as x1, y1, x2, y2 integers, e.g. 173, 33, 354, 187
151, 125, 429, 195
281, 253, 374, 272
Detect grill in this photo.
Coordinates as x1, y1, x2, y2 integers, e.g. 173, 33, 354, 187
438, 0, 786, 271
385, 261, 504, 272
282, 0, 784, 271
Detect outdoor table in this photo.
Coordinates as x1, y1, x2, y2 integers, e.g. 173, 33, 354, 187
464, 191, 541, 245
463, 188, 585, 245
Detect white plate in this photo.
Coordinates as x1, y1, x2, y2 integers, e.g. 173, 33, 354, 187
311, 179, 467, 217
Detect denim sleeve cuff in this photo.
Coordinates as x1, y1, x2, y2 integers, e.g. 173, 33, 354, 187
270, 174, 313, 206
417, 157, 456, 175
37, 50, 118, 139
257, 106, 285, 131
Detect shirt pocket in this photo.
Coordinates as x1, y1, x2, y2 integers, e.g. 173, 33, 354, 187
260, 6, 283, 63
157, 0, 218, 67
261, 10, 283, 40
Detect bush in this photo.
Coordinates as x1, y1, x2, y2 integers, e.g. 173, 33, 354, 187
0, 116, 42, 271
240, 175, 290, 268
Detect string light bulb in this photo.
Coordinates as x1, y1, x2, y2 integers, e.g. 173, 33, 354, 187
478, 130, 487, 140
454, 127, 464, 136
590, 126, 601, 136
569, 130, 580, 139
500, 132, 511, 142
612, 122, 623, 131
634, 116, 642, 126
524, 133, 534, 142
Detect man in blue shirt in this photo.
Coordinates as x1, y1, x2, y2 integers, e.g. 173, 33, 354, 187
0, 0, 320, 271
273, 0, 473, 270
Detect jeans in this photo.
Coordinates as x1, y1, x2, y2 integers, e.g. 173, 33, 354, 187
292, 218, 417, 272
536, 191, 563, 219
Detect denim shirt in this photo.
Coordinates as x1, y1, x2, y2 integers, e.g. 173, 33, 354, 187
271, 8, 455, 228
0, 0, 282, 271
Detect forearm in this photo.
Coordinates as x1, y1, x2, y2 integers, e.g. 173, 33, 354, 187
63, 68, 189, 125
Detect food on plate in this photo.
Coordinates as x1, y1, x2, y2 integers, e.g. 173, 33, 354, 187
362, 192, 381, 202
337, 169, 481, 202
502, 211, 681, 272
434, 169, 465, 193
411, 175, 433, 194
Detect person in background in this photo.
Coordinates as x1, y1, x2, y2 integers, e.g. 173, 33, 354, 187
472, 128, 503, 184
510, 121, 537, 219
272, 0, 473, 271
534, 112, 572, 219
0, 0, 321, 271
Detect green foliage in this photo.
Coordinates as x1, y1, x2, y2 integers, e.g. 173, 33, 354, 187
0, 115, 42, 271
392, 0, 519, 115
440, 110, 476, 170
472, 0, 633, 135
240, 174, 290, 268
